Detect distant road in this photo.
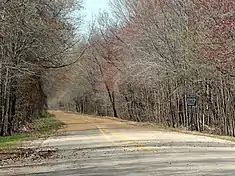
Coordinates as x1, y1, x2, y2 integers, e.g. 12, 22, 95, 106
1, 110, 235, 176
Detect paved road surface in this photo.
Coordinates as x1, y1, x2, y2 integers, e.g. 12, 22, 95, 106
1, 111, 235, 175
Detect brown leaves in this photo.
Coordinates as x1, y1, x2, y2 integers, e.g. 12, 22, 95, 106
0, 148, 57, 166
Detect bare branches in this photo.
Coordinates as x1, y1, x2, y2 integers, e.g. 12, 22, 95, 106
0, 0, 82, 136
61, 0, 235, 137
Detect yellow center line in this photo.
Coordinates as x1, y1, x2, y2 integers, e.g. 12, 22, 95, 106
102, 129, 157, 153
84, 117, 157, 153
98, 126, 134, 151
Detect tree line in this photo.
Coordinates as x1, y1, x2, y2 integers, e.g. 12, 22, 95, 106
0, 0, 81, 136
60, 0, 235, 136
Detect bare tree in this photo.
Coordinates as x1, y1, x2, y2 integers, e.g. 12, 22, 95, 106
0, 0, 82, 136
53, 0, 235, 137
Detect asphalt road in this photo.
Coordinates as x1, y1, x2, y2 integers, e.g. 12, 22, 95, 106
1, 111, 235, 176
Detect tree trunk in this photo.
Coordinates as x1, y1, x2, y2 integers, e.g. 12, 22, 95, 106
3, 68, 10, 136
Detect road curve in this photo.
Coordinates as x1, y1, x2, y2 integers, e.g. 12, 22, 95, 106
1, 110, 235, 176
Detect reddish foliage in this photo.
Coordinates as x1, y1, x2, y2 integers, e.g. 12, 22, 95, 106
189, 0, 235, 71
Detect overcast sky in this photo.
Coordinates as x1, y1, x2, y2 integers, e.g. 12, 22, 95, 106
81, 0, 110, 33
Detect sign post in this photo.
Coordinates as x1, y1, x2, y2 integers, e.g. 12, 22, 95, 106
186, 95, 197, 129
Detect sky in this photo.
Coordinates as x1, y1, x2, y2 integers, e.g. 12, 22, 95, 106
81, 0, 110, 32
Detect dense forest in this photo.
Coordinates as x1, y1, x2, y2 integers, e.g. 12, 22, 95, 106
59, 0, 235, 137
0, 0, 81, 136
1, 0, 235, 137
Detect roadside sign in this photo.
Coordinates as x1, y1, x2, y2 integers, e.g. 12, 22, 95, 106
186, 95, 196, 106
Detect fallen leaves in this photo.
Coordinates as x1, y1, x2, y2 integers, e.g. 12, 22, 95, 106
0, 147, 57, 166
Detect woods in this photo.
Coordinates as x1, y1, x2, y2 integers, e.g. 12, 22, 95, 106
61, 0, 235, 136
1, 0, 235, 137
0, 0, 80, 136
